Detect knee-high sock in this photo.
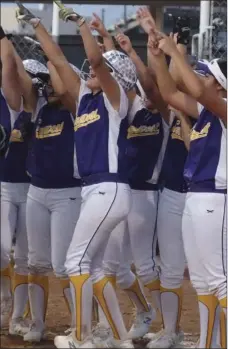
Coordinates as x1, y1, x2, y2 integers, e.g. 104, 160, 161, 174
198, 295, 220, 348
1, 266, 12, 300
124, 277, 150, 313
97, 276, 116, 329
220, 309, 227, 348
28, 274, 49, 324
93, 277, 127, 340
12, 274, 29, 320
160, 287, 183, 333
219, 297, 227, 316
145, 279, 161, 313
70, 274, 92, 342
60, 279, 75, 328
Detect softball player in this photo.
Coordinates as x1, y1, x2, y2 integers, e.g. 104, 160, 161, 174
16, 2, 140, 347
146, 112, 194, 348
15, 60, 81, 343
0, 31, 34, 335
148, 30, 227, 349
97, 32, 171, 343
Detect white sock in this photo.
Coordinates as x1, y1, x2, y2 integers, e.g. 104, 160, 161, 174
28, 274, 49, 327
198, 295, 220, 348
160, 287, 182, 334
1, 276, 12, 300
93, 277, 128, 340
63, 286, 75, 328
12, 284, 28, 319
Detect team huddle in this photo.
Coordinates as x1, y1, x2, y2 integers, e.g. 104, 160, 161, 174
0, 1, 227, 348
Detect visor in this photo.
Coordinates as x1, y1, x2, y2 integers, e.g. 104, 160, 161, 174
195, 59, 227, 90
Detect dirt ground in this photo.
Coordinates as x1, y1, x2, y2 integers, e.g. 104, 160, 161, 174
0, 274, 199, 348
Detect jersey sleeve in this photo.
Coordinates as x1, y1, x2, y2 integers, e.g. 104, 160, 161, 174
78, 79, 91, 106
197, 103, 204, 115
103, 82, 129, 120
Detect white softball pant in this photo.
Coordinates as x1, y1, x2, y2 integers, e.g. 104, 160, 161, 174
157, 188, 186, 289
1, 182, 29, 274
26, 185, 81, 277
103, 189, 159, 286
65, 182, 131, 282
182, 192, 227, 300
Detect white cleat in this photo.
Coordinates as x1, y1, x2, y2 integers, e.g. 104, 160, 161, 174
9, 317, 30, 337
54, 332, 95, 348
23, 321, 45, 342
128, 305, 156, 339
92, 324, 134, 348
1, 297, 12, 328
144, 329, 164, 341
146, 330, 184, 348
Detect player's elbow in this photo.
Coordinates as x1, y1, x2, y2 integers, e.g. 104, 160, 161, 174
88, 55, 103, 71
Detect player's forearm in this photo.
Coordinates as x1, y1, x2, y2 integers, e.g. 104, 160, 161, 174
170, 49, 204, 99
0, 37, 22, 111
79, 22, 103, 69
176, 112, 192, 150
103, 33, 115, 52
149, 52, 179, 105
34, 22, 68, 69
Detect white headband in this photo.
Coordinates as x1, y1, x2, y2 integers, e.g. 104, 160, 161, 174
208, 59, 227, 91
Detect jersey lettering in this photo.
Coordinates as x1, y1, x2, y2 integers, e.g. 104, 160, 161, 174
127, 123, 160, 139
35, 122, 64, 139
74, 109, 100, 131
190, 122, 211, 141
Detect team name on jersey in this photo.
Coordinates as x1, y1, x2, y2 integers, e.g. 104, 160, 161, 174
74, 109, 100, 131
127, 123, 160, 139
190, 122, 211, 141
36, 122, 64, 139
9, 129, 24, 143
171, 121, 183, 141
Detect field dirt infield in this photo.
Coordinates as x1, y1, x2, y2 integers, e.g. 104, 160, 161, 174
1, 274, 199, 348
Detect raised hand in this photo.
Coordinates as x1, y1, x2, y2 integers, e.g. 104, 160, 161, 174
158, 32, 178, 56
147, 29, 162, 56
54, 0, 84, 25
15, 1, 41, 28
136, 7, 156, 34
115, 33, 133, 55
90, 13, 108, 37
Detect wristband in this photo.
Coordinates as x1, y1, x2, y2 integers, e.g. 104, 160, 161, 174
77, 17, 86, 27
0, 26, 6, 41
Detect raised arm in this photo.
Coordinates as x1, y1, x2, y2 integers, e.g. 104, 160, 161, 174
57, 4, 121, 110
171, 108, 192, 150
147, 31, 199, 119
16, 1, 81, 102
115, 32, 169, 122
89, 13, 115, 52
158, 33, 227, 123
0, 27, 21, 111
47, 61, 76, 115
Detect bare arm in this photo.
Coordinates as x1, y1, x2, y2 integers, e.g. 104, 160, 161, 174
172, 108, 192, 150
0, 28, 21, 111
90, 13, 115, 52
79, 17, 120, 110
34, 23, 81, 102
47, 61, 76, 115
147, 33, 199, 118
13, 49, 37, 112
115, 32, 169, 122
159, 34, 227, 123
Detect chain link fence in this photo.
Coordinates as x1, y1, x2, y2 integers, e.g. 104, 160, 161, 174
209, 0, 227, 60
8, 33, 47, 65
